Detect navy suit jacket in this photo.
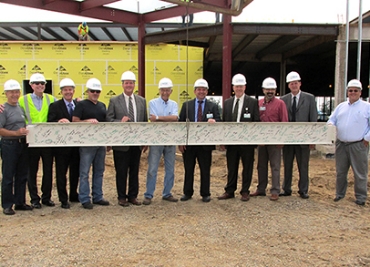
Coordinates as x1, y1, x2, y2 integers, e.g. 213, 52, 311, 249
179, 98, 221, 150
48, 98, 77, 122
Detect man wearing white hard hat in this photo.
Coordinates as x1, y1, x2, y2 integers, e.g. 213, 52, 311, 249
327, 79, 370, 206
73, 78, 109, 209
18, 73, 56, 209
280, 71, 317, 199
0, 80, 33, 215
106, 71, 147, 207
250, 77, 288, 201
178, 78, 221, 203
142, 78, 179, 205
47, 78, 80, 208
217, 74, 260, 202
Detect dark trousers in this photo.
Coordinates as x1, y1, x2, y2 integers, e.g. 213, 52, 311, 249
54, 147, 80, 203
182, 146, 212, 197
28, 147, 54, 204
113, 147, 142, 200
225, 145, 255, 195
1, 140, 29, 209
282, 145, 310, 194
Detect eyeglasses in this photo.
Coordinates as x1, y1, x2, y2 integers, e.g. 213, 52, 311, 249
32, 82, 45, 85
348, 89, 359, 93
89, 90, 101, 94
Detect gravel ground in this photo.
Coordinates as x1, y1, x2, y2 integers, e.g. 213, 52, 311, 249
0, 150, 369, 267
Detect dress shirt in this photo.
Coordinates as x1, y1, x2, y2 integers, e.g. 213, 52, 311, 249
233, 94, 245, 123
327, 99, 370, 142
258, 97, 288, 122
63, 99, 75, 110
123, 93, 137, 122
30, 93, 57, 111
149, 97, 178, 117
291, 91, 301, 105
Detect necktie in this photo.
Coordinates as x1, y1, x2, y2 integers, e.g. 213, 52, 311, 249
67, 103, 73, 118
232, 98, 239, 122
197, 100, 203, 122
128, 96, 135, 122
292, 96, 297, 122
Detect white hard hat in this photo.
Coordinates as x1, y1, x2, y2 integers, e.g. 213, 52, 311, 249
194, 78, 209, 89
86, 78, 102, 91
262, 77, 277, 89
29, 73, 46, 84
4, 79, 21, 91
121, 71, 136, 82
158, 77, 173, 89
232, 74, 247, 86
286, 71, 301, 83
347, 79, 362, 90
59, 78, 75, 89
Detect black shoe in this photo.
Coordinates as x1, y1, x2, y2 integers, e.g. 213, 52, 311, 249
14, 204, 33, 211
42, 200, 55, 207
31, 202, 42, 209
279, 192, 291, 197
180, 195, 192, 201
299, 193, 309, 199
93, 199, 110, 206
355, 200, 365, 206
61, 202, 70, 209
3, 207, 15, 215
334, 196, 343, 202
202, 196, 211, 203
82, 202, 93, 209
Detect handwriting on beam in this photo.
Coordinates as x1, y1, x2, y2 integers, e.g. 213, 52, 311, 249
27, 122, 335, 147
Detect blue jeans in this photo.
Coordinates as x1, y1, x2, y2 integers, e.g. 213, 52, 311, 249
78, 146, 106, 204
1, 139, 29, 209
144, 146, 176, 199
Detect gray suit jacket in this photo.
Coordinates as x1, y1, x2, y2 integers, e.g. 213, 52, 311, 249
280, 91, 317, 122
106, 93, 147, 151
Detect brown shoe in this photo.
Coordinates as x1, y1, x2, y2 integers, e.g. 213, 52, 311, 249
240, 192, 250, 201
270, 194, 279, 201
143, 198, 152, 205
118, 199, 129, 207
128, 198, 142, 206
217, 192, 234, 200
162, 196, 178, 202
250, 191, 266, 197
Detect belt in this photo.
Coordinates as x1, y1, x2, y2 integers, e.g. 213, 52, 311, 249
1, 138, 27, 144
339, 139, 363, 145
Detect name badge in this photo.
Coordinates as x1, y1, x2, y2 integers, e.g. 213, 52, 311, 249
206, 113, 213, 119
244, 113, 251, 119
259, 106, 266, 111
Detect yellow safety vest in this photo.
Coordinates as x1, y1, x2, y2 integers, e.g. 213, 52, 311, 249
78, 25, 89, 36
18, 94, 55, 124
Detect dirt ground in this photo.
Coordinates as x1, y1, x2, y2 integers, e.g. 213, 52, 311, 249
0, 149, 370, 267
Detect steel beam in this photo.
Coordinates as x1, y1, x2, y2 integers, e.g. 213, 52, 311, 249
233, 24, 338, 36
42, 27, 65, 40
256, 35, 299, 60
232, 34, 258, 59
145, 25, 223, 44
222, 13, 232, 100
2, 27, 32, 40
61, 26, 79, 40
283, 35, 336, 59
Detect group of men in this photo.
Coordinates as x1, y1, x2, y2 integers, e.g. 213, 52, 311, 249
1, 70, 369, 215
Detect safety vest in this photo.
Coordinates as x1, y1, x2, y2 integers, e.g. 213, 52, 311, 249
78, 24, 89, 36
18, 94, 55, 124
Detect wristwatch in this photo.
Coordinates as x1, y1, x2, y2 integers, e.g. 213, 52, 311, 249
156, 115, 159, 121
